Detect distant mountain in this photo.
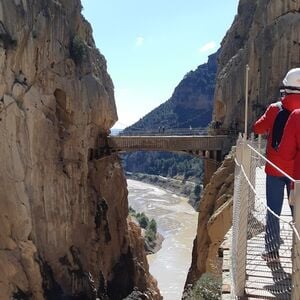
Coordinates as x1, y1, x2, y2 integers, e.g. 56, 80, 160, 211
110, 128, 123, 136
121, 52, 219, 192
123, 51, 218, 133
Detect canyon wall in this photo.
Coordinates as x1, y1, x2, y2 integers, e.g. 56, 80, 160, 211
214, 0, 300, 131
0, 0, 159, 299
186, 154, 234, 284
186, 0, 300, 287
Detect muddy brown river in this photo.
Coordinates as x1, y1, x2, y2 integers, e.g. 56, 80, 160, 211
127, 179, 198, 300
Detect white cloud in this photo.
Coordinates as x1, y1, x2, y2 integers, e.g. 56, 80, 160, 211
135, 36, 144, 47
199, 41, 216, 53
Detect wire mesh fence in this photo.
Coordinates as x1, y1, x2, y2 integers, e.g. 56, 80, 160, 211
232, 136, 300, 299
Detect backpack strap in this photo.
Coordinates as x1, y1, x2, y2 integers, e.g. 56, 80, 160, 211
275, 101, 283, 111
271, 101, 291, 150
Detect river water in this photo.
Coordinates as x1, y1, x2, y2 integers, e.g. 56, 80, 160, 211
127, 179, 198, 300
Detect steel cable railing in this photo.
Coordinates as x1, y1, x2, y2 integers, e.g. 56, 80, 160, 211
232, 135, 300, 299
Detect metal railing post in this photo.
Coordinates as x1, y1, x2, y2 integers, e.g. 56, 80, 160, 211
235, 134, 243, 164
233, 139, 251, 297
244, 64, 250, 140
292, 180, 300, 299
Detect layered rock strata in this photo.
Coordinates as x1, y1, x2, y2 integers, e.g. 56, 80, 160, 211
214, 0, 300, 131
186, 154, 234, 284
0, 0, 160, 299
186, 0, 300, 289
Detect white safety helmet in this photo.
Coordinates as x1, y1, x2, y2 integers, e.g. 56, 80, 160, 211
282, 68, 300, 94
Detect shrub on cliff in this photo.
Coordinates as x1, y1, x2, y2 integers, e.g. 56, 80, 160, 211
148, 219, 157, 233
129, 207, 159, 252
145, 219, 157, 246
183, 273, 221, 300
135, 212, 149, 229
189, 183, 202, 208
70, 35, 87, 64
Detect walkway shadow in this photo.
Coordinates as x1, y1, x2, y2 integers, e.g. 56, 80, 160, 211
247, 212, 265, 239
263, 261, 291, 299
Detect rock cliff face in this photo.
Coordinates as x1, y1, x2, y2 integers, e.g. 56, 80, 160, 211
0, 1, 160, 299
214, 0, 300, 131
186, 0, 300, 287
186, 154, 234, 284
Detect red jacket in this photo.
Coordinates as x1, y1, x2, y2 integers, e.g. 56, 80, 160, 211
252, 94, 300, 177
278, 109, 300, 180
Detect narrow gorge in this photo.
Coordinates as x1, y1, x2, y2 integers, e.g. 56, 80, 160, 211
1, 0, 300, 299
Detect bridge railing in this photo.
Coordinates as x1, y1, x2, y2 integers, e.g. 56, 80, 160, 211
117, 127, 209, 136
116, 127, 239, 136
232, 134, 300, 299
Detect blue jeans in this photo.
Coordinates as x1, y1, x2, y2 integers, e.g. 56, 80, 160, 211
265, 175, 291, 252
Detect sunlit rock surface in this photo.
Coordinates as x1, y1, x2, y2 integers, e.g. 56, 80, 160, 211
0, 0, 160, 299
214, 0, 300, 131
186, 0, 300, 289
186, 154, 234, 285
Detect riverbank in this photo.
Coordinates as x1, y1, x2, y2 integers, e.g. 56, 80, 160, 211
126, 172, 201, 209
127, 179, 198, 300
129, 207, 165, 254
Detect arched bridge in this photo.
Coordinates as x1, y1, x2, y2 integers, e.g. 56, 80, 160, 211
95, 134, 231, 161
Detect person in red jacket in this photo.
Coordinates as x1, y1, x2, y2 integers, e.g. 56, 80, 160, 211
253, 68, 300, 261
278, 108, 300, 170
278, 109, 300, 200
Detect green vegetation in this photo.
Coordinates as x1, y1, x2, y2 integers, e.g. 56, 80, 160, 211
70, 35, 87, 64
135, 212, 148, 229
183, 273, 222, 300
129, 208, 158, 249
122, 151, 204, 181
123, 151, 203, 208
189, 184, 202, 208
145, 219, 157, 245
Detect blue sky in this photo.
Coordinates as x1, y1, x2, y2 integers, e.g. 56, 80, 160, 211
81, 0, 239, 128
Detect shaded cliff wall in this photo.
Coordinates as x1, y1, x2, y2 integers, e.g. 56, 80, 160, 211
214, 0, 300, 132
186, 0, 300, 287
0, 1, 159, 299
186, 154, 234, 284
